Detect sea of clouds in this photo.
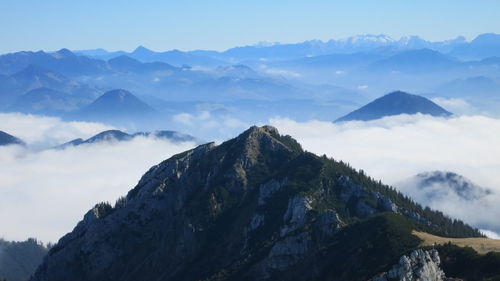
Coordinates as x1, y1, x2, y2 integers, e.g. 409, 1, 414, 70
1, 112, 500, 242
270, 114, 500, 237
0, 113, 196, 242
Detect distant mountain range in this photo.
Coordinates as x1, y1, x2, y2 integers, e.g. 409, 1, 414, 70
438, 76, 500, 98
2, 34, 500, 125
0, 48, 108, 76
57, 129, 198, 149
73, 33, 500, 66
367, 49, 460, 73
0, 130, 24, 146
335, 91, 452, 122
0, 64, 99, 106
450, 33, 500, 59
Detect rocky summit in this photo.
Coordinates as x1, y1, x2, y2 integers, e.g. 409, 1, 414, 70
31, 126, 483, 281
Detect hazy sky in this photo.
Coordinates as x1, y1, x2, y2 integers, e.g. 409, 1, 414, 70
1, 0, 499, 53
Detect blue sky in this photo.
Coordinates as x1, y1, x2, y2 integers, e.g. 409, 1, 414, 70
0, 0, 499, 53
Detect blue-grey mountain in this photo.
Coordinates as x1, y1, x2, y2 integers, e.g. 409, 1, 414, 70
77, 89, 155, 120
0, 130, 24, 146
336, 91, 452, 122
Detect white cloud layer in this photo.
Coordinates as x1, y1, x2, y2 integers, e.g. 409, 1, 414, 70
0, 114, 196, 242
431, 97, 478, 115
270, 114, 500, 237
2, 112, 500, 242
0, 113, 114, 149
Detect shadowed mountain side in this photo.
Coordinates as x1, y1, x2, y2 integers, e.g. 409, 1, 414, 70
0, 239, 49, 281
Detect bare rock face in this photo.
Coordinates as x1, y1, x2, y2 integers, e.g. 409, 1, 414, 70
372, 249, 447, 281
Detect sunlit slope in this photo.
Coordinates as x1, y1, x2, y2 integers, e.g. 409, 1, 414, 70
414, 230, 500, 254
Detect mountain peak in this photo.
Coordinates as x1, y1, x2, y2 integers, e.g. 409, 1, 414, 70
235, 125, 302, 155
132, 45, 153, 54
56, 48, 74, 57
102, 89, 135, 100
78, 89, 155, 119
336, 91, 452, 122
472, 33, 500, 45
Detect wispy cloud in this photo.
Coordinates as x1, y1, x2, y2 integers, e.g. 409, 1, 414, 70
431, 97, 478, 115
0, 113, 114, 149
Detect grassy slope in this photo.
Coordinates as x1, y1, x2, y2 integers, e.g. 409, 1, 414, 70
414, 231, 500, 254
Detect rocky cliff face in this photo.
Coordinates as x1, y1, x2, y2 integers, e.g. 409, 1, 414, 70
372, 249, 449, 281
31, 126, 481, 281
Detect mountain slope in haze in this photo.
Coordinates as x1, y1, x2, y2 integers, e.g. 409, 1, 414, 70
73, 33, 475, 65
0, 49, 108, 77
403, 171, 492, 202
367, 49, 459, 73
438, 76, 500, 99
107, 55, 177, 73
335, 91, 452, 122
0, 130, 24, 146
7, 64, 98, 96
0, 64, 99, 110
128, 46, 225, 67
0, 239, 48, 281
9, 87, 90, 115
57, 129, 198, 148
450, 33, 500, 59
77, 89, 155, 120
32, 126, 483, 281
0, 48, 108, 76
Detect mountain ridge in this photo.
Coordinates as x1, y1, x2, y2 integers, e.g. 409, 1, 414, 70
57, 129, 199, 148
31, 125, 483, 281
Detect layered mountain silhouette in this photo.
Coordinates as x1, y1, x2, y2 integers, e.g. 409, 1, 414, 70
0, 238, 48, 281
9, 88, 88, 115
0, 130, 24, 146
57, 129, 198, 148
73, 34, 480, 64
0, 64, 99, 111
335, 91, 452, 122
0, 48, 108, 76
368, 49, 459, 73
31, 126, 485, 281
450, 33, 500, 59
107, 55, 177, 73
438, 76, 500, 98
